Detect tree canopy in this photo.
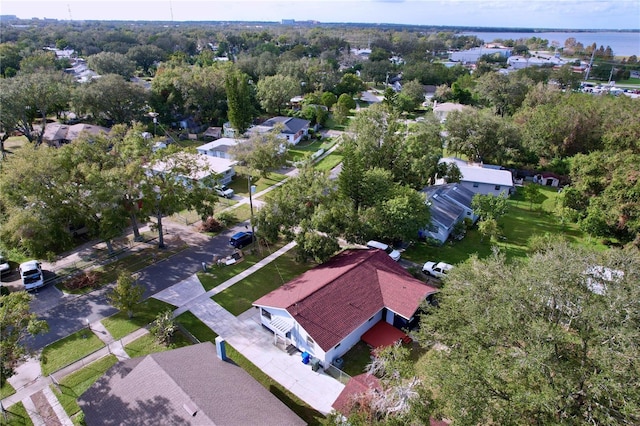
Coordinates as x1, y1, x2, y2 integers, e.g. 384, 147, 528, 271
416, 242, 640, 425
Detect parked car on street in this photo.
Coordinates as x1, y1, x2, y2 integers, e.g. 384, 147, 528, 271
366, 240, 401, 261
0, 253, 10, 276
422, 261, 453, 278
19, 260, 44, 291
229, 231, 254, 249
214, 185, 234, 198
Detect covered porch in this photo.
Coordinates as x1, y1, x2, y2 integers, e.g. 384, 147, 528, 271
361, 320, 412, 350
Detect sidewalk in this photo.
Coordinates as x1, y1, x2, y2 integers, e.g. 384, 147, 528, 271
153, 240, 345, 414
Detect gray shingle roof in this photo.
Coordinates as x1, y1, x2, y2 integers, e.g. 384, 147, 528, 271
262, 116, 310, 134
78, 342, 305, 426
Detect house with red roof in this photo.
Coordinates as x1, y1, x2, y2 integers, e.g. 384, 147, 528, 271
253, 249, 438, 368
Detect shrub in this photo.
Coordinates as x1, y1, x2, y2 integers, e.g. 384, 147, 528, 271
150, 310, 177, 346
215, 211, 235, 228
198, 216, 223, 233
63, 271, 99, 291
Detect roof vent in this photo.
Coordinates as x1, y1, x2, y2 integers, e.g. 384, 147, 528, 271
183, 402, 198, 417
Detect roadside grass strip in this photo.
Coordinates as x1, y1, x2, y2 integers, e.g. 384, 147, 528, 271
102, 298, 175, 340
0, 401, 32, 426
41, 330, 105, 376
123, 332, 191, 358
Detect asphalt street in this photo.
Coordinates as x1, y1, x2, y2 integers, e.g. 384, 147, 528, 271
26, 223, 249, 350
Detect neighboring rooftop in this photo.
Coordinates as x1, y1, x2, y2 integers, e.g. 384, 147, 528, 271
78, 342, 305, 426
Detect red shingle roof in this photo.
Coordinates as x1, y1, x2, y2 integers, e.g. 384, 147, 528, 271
254, 249, 437, 352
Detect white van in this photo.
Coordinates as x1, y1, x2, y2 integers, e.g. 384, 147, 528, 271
366, 240, 401, 261
19, 260, 44, 291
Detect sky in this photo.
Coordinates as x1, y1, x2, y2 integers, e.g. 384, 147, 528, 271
2, 0, 639, 30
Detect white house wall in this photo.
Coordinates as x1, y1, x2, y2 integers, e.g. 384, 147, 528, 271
258, 306, 385, 367
323, 311, 383, 367
461, 181, 511, 197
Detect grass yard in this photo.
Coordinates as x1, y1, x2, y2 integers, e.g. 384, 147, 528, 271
101, 297, 175, 340
40, 330, 105, 376
52, 355, 118, 423
197, 240, 288, 291
124, 332, 191, 358
176, 311, 219, 342
221, 203, 253, 224
212, 250, 313, 316
227, 172, 288, 197
0, 401, 32, 426
340, 341, 374, 377
403, 185, 606, 266
313, 152, 343, 171
0, 381, 16, 399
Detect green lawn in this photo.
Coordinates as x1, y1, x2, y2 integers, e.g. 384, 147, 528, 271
340, 341, 373, 377
0, 401, 32, 426
176, 311, 219, 342
227, 172, 288, 196
212, 250, 313, 315
313, 152, 343, 171
0, 380, 16, 399
222, 203, 253, 223
403, 185, 606, 266
52, 355, 118, 423
101, 297, 175, 340
124, 332, 191, 358
197, 240, 288, 291
41, 330, 105, 376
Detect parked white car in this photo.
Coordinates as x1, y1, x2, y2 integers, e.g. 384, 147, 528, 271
422, 261, 453, 278
19, 260, 44, 291
214, 185, 234, 199
366, 240, 401, 261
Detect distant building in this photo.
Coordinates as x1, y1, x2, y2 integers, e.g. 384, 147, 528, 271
42, 123, 110, 147
449, 46, 512, 63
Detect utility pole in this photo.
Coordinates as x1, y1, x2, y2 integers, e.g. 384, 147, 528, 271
248, 174, 255, 238
584, 48, 596, 82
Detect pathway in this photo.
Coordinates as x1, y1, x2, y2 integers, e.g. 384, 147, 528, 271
153, 239, 344, 414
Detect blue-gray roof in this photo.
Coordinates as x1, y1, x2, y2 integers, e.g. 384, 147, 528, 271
262, 117, 310, 134
429, 193, 464, 228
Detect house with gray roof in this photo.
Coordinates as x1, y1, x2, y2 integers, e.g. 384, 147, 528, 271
42, 123, 110, 147
196, 137, 240, 160
251, 116, 310, 145
420, 183, 479, 244
439, 157, 514, 197
78, 342, 305, 426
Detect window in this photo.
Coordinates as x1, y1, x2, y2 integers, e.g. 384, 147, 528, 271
473, 183, 479, 188
261, 309, 271, 320
334, 343, 341, 350
495, 185, 501, 190
368, 316, 375, 322
306, 336, 315, 348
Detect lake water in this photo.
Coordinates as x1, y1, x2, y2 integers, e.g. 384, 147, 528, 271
461, 31, 640, 57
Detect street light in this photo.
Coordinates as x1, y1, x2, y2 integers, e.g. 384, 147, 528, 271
148, 112, 159, 136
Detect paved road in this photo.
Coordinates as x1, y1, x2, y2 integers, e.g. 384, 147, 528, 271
27, 222, 249, 350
